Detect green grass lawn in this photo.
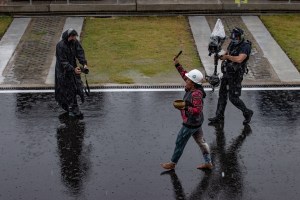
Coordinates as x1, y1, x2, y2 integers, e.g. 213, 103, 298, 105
0, 16, 12, 39
260, 15, 300, 71
81, 16, 201, 84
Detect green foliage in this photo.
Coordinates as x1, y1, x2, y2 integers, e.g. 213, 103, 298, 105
260, 15, 300, 71
81, 16, 201, 84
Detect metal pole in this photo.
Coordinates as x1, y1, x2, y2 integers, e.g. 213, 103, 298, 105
30, 0, 32, 5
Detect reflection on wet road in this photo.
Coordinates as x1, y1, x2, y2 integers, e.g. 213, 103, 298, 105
57, 113, 90, 197
0, 90, 299, 200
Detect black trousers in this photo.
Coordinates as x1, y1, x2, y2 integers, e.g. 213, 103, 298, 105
215, 75, 251, 118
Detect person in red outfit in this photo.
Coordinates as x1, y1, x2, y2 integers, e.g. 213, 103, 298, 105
161, 57, 213, 170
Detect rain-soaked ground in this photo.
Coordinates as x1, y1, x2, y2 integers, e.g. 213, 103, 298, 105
0, 89, 299, 200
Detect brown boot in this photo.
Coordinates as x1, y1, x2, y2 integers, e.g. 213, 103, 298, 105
160, 162, 176, 170
197, 162, 213, 170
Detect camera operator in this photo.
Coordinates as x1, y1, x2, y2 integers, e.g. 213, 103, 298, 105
208, 27, 253, 125
55, 28, 89, 118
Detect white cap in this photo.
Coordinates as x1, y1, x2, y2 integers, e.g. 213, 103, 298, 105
185, 69, 203, 85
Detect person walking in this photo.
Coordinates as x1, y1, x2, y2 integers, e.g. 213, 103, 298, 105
160, 57, 213, 170
208, 27, 253, 125
55, 28, 89, 118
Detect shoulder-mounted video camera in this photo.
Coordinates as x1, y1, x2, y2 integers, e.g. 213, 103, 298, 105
206, 35, 225, 91
208, 36, 225, 56
206, 19, 226, 92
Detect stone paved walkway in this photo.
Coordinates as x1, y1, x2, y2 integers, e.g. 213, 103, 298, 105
205, 15, 280, 83
0, 15, 300, 87
242, 16, 300, 83
0, 18, 30, 84
3, 16, 65, 85
189, 15, 300, 85
45, 17, 84, 85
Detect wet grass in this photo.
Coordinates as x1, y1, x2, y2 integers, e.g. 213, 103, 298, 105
0, 16, 12, 39
81, 16, 201, 84
260, 14, 300, 71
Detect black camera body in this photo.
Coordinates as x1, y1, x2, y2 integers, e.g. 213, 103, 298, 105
208, 36, 225, 56
80, 66, 89, 74
206, 74, 220, 88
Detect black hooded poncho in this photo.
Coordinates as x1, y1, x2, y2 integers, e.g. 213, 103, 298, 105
55, 30, 87, 110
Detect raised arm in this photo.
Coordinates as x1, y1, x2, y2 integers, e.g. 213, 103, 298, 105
174, 58, 188, 82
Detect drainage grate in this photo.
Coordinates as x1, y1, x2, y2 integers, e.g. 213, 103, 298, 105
0, 84, 300, 91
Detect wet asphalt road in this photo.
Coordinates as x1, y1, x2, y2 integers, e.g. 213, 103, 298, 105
0, 90, 299, 200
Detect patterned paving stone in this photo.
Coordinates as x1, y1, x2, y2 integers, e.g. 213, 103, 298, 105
205, 16, 280, 82
3, 16, 66, 84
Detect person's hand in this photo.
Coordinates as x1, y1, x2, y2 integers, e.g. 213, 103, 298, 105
219, 54, 226, 61
82, 64, 89, 74
174, 57, 179, 65
75, 67, 81, 75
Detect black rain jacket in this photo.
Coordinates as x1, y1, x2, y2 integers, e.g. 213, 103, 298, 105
55, 30, 87, 108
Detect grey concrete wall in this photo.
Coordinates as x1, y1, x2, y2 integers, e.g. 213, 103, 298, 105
0, 5, 49, 13
223, 3, 300, 12
137, 0, 222, 11
1, 0, 300, 13
49, 4, 136, 12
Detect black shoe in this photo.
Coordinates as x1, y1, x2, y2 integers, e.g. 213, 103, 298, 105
243, 110, 253, 125
208, 116, 224, 123
77, 112, 84, 120
208, 121, 224, 132
242, 124, 252, 136
69, 111, 83, 119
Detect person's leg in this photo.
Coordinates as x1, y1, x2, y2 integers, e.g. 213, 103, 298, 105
69, 97, 82, 117
170, 126, 196, 164
209, 78, 228, 123
228, 79, 253, 124
161, 126, 196, 170
192, 127, 213, 169
61, 103, 69, 112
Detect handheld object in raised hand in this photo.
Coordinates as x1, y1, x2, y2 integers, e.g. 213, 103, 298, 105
173, 50, 182, 60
